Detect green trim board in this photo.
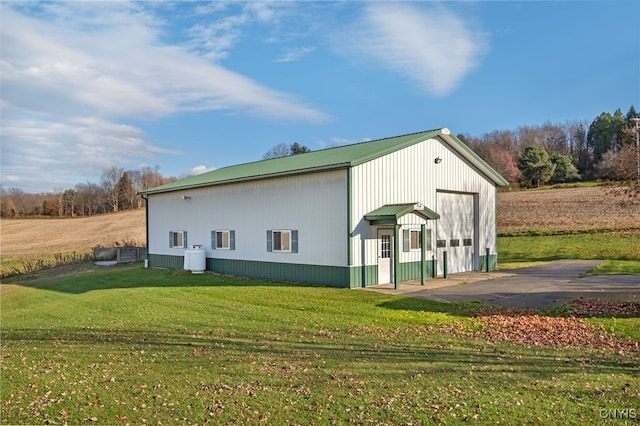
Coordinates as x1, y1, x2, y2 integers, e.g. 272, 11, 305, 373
365, 203, 440, 225
140, 128, 507, 195
479, 254, 498, 271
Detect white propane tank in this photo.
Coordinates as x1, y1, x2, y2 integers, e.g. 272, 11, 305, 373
183, 248, 192, 271
184, 245, 206, 274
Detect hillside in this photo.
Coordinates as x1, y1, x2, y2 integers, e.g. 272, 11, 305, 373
1, 210, 146, 260
2, 186, 639, 263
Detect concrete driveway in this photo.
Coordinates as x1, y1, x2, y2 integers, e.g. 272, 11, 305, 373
363, 259, 640, 309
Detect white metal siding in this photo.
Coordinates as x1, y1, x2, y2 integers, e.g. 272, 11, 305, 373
148, 169, 348, 266
436, 192, 475, 274
350, 136, 498, 270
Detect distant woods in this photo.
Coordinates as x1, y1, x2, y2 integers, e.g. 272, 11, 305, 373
460, 105, 639, 190
0, 165, 177, 218
2, 106, 638, 218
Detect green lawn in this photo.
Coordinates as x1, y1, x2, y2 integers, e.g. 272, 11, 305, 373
2, 264, 639, 425
498, 230, 640, 274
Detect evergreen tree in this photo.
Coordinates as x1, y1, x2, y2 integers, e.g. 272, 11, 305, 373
290, 142, 311, 155
587, 112, 616, 162
518, 145, 556, 188
550, 154, 581, 183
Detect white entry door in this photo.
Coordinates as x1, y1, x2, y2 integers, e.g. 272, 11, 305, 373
377, 229, 394, 284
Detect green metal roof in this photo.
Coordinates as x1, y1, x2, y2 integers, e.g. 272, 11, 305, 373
365, 203, 440, 225
141, 128, 507, 194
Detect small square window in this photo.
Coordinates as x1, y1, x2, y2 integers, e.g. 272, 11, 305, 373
170, 231, 187, 248
463, 238, 473, 247
268, 230, 298, 253
274, 230, 290, 251
410, 230, 421, 250
213, 230, 235, 250
450, 239, 460, 247
436, 239, 447, 248
403, 229, 427, 252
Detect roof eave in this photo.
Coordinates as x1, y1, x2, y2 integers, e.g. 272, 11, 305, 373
139, 162, 351, 195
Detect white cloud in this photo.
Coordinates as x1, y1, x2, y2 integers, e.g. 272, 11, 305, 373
0, 2, 328, 192
337, 3, 488, 97
1, 116, 179, 192
275, 46, 316, 63
187, 165, 216, 177
187, 1, 289, 61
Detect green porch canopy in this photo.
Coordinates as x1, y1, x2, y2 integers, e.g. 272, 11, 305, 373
364, 203, 440, 225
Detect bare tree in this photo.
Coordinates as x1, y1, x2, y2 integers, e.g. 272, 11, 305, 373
100, 166, 124, 212
140, 165, 165, 190
263, 143, 291, 159
469, 142, 521, 183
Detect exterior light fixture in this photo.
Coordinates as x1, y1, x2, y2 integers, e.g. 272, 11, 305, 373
183, 195, 192, 200
434, 157, 442, 164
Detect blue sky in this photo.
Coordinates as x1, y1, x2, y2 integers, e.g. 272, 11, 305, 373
1, 1, 638, 193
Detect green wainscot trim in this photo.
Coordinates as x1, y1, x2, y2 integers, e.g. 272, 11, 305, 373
150, 254, 352, 287
148, 254, 445, 288
148, 254, 184, 270
479, 254, 498, 272
346, 261, 437, 288
348, 265, 378, 288
397, 260, 436, 282
208, 258, 351, 288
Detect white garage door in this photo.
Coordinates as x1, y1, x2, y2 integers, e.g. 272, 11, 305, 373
436, 192, 476, 275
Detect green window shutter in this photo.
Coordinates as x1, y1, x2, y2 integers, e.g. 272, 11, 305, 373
183, 231, 187, 248
266, 230, 272, 252
230, 230, 235, 250
169, 231, 173, 248
291, 230, 298, 253
211, 231, 216, 250
403, 229, 410, 252
426, 229, 432, 251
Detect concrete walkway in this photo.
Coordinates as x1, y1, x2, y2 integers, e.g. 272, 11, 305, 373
363, 259, 640, 309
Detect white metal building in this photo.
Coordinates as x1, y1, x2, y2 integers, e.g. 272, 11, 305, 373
140, 128, 508, 288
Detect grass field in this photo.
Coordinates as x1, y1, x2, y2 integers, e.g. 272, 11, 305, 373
2, 265, 639, 425
498, 229, 640, 273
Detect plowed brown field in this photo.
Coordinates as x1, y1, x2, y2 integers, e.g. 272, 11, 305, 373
2, 186, 639, 265
1, 210, 146, 261
497, 186, 640, 233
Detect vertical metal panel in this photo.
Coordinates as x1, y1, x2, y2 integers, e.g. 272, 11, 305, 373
147, 169, 348, 267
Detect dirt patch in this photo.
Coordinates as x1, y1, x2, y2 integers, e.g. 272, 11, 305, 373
498, 186, 640, 233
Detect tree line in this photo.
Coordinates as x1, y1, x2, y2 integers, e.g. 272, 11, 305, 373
0, 166, 176, 218
2, 105, 637, 218
460, 105, 638, 188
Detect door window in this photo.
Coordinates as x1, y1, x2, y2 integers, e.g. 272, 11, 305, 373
380, 234, 391, 258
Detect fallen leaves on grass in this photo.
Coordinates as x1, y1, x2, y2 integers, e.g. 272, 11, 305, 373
472, 305, 639, 353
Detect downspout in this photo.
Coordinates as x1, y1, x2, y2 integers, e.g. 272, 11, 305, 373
141, 193, 149, 267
